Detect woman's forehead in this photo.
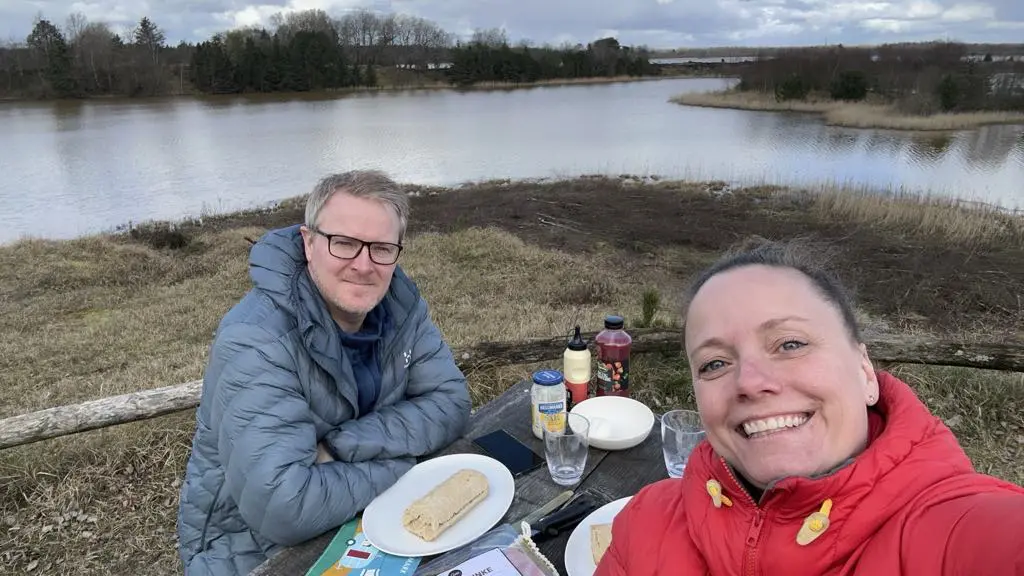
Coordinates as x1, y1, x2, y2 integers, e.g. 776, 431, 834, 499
686, 266, 838, 340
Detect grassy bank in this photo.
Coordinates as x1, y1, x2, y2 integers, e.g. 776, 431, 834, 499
672, 89, 1024, 131
1, 177, 1022, 574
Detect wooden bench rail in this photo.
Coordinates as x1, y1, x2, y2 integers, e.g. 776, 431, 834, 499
2, 329, 1021, 450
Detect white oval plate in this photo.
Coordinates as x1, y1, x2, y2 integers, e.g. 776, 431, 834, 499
564, 496, 633, 576
571, 396, 655, 450
361, 453, 515, 557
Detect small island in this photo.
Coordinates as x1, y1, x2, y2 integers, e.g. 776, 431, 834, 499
672, 43, 1024, 131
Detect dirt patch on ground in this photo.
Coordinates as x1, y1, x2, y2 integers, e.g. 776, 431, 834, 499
407, 177, 1022, 334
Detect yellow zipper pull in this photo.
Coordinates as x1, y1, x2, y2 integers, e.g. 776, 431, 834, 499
706, 479, 733, 508
796, 499, 833, 546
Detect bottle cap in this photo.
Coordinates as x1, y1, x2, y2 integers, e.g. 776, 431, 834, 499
567, 325, 588, 351
604, 315, 625, 330
532, 370, 564, 386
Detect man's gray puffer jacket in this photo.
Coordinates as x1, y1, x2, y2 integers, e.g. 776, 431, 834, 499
176, 225, 472, 575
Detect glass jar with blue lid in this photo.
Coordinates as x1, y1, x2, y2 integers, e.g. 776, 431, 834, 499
531, 369, 567, 440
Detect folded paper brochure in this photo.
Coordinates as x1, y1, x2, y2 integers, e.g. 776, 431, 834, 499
305, 517, 421, 576
436, 548, 531, 576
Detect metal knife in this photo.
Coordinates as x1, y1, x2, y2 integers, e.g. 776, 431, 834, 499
516, 490, 574, 526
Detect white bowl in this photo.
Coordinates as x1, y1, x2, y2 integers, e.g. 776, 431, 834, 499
570, 396, 655, 451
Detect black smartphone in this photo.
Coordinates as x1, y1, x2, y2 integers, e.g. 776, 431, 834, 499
472, 429, 545, 477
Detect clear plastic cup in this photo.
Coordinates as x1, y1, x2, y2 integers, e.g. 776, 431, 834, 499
543, 412, 591, 486
661, 410, 705, 478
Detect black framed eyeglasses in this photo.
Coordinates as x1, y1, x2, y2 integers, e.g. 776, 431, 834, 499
313, 229, 403, 265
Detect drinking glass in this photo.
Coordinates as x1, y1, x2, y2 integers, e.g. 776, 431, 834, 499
543, 412, 591, 486
661, 410, 705, 478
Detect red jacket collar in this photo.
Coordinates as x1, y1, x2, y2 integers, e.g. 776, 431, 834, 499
689, 371, 974, 519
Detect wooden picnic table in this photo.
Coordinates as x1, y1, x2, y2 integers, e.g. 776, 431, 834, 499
252, 379, 671, 576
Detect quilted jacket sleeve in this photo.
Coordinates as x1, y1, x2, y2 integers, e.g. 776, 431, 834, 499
209, 325, 415, 546
322, 302, 471, 462
906, 489, 1024, 575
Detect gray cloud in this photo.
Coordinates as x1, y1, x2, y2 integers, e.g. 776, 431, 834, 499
2, 0, 1019, 48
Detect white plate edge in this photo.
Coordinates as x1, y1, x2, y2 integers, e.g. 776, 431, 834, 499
362, 453, 516, 557
564, 496, 634, 576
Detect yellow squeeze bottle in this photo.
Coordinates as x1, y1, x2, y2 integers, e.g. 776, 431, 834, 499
563, 325, 592, 409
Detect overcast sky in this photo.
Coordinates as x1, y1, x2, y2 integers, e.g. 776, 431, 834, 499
3, 0, 1022, 48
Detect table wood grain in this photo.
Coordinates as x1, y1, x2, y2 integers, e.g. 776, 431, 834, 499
252, 380, 671, 575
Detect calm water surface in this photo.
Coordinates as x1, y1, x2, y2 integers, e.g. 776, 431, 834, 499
1, 77, 1021, 243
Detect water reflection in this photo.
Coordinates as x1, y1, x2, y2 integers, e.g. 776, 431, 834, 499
821, 131, 860, 155
50, 100, 88, 131
906, 134, 954, 166
959, 125, 1022, 170
1, 77, 1022, 243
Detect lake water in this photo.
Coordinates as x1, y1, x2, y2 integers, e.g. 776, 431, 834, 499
1, 77, 1021, 244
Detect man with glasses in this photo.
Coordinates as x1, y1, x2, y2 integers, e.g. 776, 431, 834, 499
177, 170, 471, 576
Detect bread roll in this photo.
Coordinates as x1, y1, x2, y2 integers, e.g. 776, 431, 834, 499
402, 469, 489, 541
590, 523, 613, 565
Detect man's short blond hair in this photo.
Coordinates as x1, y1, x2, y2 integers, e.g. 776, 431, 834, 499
304, 170, 410, 241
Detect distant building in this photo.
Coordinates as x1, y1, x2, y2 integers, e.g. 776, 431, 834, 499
964, 54, 1021, 63
989, 72, 1024, 96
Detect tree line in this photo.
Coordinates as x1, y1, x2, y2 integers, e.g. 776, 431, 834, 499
2, 15, 175, 98
737, 42, 1024, 113
445, 34, 658, 86
0, 10, 660, 99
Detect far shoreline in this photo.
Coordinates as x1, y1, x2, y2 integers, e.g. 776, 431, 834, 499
671, 89, 1024, 132
0, 72, 714, 105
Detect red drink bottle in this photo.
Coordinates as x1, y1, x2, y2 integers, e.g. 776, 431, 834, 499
595, 315, 632, 397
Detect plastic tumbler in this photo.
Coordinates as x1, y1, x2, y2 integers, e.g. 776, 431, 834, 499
661, 409, 705, 478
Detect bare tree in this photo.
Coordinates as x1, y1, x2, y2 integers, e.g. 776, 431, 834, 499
75, 21, 117, 92
333, 14, 358, 47
65, 12, 88, 43
470, 27, 508, 48
377, 12, 397, 48
272, 9, 335, 42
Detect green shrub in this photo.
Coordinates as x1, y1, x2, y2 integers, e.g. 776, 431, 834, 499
937, 74, 961, 111
775, 74, 809, 101
830, 70, 868, 101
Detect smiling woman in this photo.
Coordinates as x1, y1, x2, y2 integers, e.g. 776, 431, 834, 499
594, 237, 1024, 576
682, 240, 877, 490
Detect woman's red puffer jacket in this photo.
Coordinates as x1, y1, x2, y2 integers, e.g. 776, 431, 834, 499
595, 372, 1024, 575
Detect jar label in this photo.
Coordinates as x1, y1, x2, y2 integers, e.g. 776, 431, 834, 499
533, 401, 566, 433
597, 358, 629, 393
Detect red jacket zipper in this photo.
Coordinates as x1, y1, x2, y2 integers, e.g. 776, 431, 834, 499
721, 458, 767, 576
744, 509, 766, 575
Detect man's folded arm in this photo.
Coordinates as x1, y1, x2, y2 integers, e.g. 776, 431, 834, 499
324, 307, 471, 462
211, 329, 414, 546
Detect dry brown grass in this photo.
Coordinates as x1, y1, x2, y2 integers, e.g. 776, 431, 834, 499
672, 89, 835, 112
672, 89, 1024, 131
402, 228, 681, 344
0, 192, 1021, 574
801, 186, 1024, 248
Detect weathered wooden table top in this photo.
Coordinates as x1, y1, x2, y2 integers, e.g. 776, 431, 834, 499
252, 379, 671, 576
